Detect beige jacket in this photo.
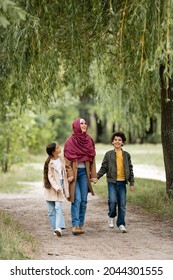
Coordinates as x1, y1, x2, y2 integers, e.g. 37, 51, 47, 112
44, 156, 69, 202
64, 157, 97, 203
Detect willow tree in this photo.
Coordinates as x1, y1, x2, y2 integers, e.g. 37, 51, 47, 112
1, 0, 173, 197
93, 0, 173, 198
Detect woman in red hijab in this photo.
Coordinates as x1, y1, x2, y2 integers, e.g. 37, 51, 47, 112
64, 118, 97, 235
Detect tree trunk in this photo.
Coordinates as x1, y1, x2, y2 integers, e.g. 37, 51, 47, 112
94, 113, 107, 143
2, 138, 10, 173
160, 64, 173, 198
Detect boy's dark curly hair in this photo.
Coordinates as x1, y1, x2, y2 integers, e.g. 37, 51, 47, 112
111, 131, 126, 143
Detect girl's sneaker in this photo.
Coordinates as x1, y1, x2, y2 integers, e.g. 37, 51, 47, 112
54, 228, 62, 236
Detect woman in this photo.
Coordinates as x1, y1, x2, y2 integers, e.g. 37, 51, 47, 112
43, 143, 69, 236
64, 118, 97, 235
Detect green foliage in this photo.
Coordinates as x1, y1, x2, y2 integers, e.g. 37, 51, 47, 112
0, 106, 31, 172
44, 100, 79, 145
27, 100, 79, 154
0, 105, 49, 172
1, 0, 172, 129
90, 0, 168, 135
0, 0, 26, 28
0, 100, 79, 172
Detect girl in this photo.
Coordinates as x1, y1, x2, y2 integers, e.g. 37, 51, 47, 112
43, 143, 69, 236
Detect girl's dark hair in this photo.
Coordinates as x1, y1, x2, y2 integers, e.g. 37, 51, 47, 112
111, 131, 126, 143
46, 143, 56, 156
43, 156, 51, 189
43, 143, 56, 189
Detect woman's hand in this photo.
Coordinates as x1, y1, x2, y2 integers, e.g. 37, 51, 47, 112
68, 176, 74, 182
90, 178, 98, 184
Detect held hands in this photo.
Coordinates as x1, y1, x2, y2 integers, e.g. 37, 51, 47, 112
90, 178, 98, 184
57, 188, 63, 193
68, 176, 74, 182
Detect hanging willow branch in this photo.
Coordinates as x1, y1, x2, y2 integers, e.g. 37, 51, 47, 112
140, 10, 146, 76
119, 0, 128, 65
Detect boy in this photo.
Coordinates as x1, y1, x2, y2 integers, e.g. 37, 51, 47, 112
97, 132, 134, 233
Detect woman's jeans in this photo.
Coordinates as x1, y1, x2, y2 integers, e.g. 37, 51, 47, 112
46, 180, 65, 231
71, 168, 88, 227
108, 181, 126, 227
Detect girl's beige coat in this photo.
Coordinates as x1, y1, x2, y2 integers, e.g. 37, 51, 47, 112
44, 156, 69, 201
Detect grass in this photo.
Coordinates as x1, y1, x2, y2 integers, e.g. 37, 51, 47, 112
127, 178, 173, 217
0, 209, 37, 260
0, 163, 43, 193
0, 162, 42, 259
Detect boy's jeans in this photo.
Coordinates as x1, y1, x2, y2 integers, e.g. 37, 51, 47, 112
108, 181, 126, 227
71, 168, 88, 227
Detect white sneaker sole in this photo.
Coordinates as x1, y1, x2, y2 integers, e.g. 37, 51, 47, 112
120, 229, 127, 233
54, 229, 62, 236
109, 224, 114, 228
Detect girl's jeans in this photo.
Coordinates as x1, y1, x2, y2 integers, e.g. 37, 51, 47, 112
46, 180, 65, 231
71, 168, 88, 227
108, 181, 126, 227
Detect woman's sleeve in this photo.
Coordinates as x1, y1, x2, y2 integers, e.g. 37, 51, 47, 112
64, 157, 74, 178
90, 157, 97, 178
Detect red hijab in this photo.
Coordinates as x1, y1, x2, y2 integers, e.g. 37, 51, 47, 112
64, 118, 96, 162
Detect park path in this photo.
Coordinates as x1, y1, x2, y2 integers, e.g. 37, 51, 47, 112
0, 163, 173, 260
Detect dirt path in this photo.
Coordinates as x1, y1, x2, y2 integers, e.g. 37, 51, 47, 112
0, 180, 173, 260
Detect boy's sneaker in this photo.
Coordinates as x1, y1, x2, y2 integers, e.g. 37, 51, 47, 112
54, 228, 62, 236
108, 218, 114, 228
119, 225, 127, 233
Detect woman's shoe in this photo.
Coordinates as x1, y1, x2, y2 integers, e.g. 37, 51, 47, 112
79, 226, 85, 234
72, 226, 82, 235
